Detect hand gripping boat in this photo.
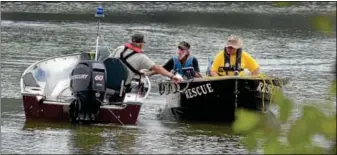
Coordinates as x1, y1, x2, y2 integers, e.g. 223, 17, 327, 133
20, 6, 151, 125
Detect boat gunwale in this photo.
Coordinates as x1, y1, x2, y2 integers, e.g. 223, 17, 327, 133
22, 95, 142, 108
42, 100, 142, 108
159, 76, 290, 84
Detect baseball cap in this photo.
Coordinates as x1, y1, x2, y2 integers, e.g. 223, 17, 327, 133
131, 32, 145, 43
178, 41, 190, 50
225, 35, 242, 49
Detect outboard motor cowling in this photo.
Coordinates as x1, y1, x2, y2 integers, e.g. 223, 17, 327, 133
69, 60, 106, 123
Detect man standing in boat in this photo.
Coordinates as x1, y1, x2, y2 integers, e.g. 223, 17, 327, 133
109, 32, 182, 85
146, 41, 202, 79
210, 35, 260, 76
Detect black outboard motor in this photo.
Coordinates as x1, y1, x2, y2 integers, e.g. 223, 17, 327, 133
69, 60, 106, 124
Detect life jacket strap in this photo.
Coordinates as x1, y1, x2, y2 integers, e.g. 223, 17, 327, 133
222, 48, 244, 75
120, 47, 142, 76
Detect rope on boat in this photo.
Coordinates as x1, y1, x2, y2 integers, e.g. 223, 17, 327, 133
57, 87, 74, 102
177, 78, 194, 93
258, 74, 267, 113
95, 99, 125, 126
158, 78, 194, 95
107, 109, 125, 126
158, 82, 165, 95
166, 83, 172, 95
256, 74, 289, 113
268, 77, 275, 113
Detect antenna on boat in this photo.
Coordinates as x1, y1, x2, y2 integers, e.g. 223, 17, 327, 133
94, 6, 104, 61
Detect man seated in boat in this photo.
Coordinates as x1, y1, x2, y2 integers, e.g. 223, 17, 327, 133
145, 41, 202, 80
109, 32, 182, 88
210, 34, 260, 77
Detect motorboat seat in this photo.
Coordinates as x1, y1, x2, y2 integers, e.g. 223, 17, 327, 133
23, 72, 40, 87
32, 67, 47, 82
103, 57, 129, 103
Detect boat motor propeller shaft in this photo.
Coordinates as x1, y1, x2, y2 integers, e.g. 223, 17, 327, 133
69, 60, 107, 124
68, 6, 107, 124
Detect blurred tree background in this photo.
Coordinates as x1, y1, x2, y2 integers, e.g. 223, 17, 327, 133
232, 2, 336, 154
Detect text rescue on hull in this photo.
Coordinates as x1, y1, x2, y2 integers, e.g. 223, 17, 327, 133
185, 83, 214, 99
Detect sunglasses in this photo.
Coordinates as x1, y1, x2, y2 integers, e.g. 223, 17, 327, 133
178, 46, 186, 50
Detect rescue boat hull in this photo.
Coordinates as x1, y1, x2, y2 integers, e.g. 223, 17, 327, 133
159, 76, 288, 123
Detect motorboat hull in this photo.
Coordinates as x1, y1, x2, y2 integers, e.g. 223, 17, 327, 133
22, 95, 142, 125
20, 52, 151, 125
159, 76, 288, 123
20, 9, 152, 125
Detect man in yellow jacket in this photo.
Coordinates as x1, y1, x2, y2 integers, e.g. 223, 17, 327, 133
210, 35, 260, 76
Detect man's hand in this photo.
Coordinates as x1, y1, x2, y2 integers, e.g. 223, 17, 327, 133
195, 72, 203, 78
210, 71, 219, 77
171, 75, 183, 84
251, 67, 260, 76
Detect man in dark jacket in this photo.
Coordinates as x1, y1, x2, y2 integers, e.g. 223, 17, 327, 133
146, 41, 202, 79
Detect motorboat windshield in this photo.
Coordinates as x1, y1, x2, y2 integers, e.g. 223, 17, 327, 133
96, 36, 113, 61
21, 36, 114, 100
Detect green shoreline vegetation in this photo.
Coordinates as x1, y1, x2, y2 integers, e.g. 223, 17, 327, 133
232, 2, 336, 154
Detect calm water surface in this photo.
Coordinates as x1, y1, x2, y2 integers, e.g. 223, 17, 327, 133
1, 2, 336, 154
